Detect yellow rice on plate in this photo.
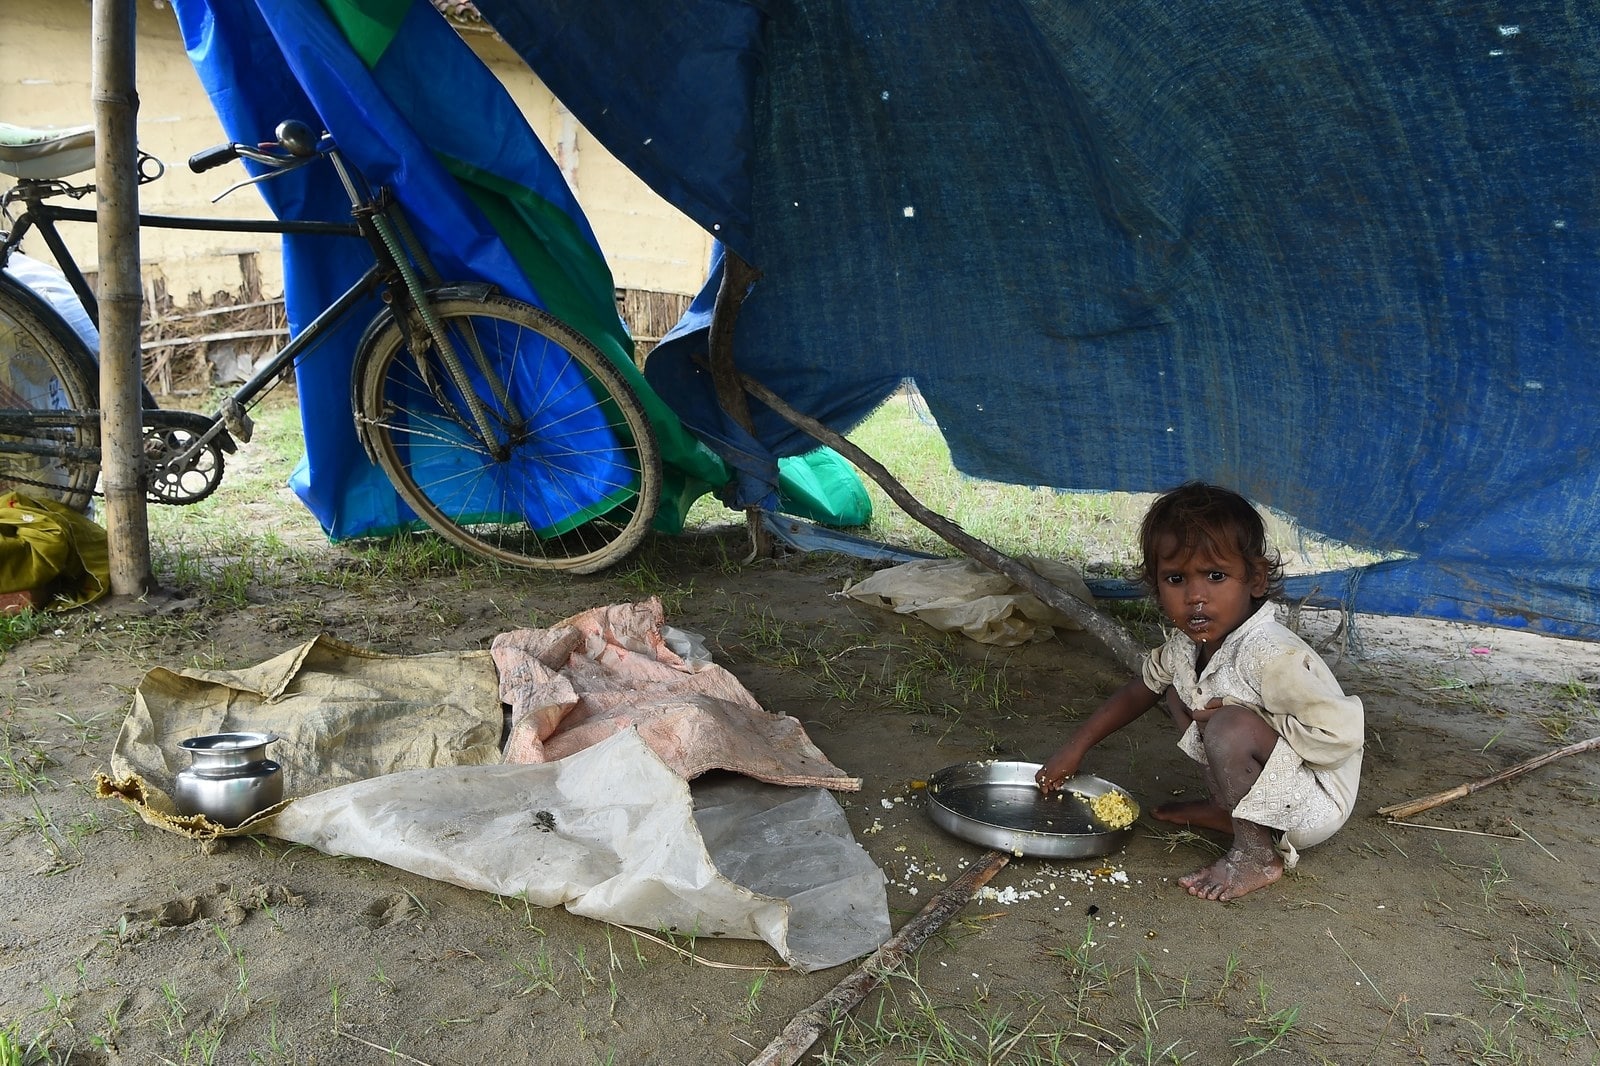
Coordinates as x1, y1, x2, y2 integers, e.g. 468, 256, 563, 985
1071, 788, 1138, 830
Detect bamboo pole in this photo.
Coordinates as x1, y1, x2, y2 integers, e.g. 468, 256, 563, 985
93, 0, 153, 596
1376, 734, 1600, 820
747, 849, 1011, 1066
734, 372, 1148, 674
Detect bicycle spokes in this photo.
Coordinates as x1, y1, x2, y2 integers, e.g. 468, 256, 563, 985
388, 323, 636, 532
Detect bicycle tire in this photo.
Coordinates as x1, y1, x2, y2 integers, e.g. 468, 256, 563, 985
0, 273, 100, 511
355, 292, 662, 573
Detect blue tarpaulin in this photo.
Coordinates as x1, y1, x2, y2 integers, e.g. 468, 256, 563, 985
170, 0, 884, 540
170, 0, 735, 540
477, 1, 1600, 640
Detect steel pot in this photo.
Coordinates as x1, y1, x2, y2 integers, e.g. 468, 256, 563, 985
173, 732, 283, 827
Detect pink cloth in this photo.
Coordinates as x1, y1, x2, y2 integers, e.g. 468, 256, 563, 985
491, 599, 860, 790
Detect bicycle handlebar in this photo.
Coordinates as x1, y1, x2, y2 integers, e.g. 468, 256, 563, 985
187, 143, 238, 174
187, 119, 326, 175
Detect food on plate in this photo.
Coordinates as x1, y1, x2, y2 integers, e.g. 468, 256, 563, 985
1072, 788, 1138, 830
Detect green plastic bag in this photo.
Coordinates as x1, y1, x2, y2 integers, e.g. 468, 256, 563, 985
777, 448, 873, 528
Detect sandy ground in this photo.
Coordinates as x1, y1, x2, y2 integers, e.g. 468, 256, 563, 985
4, 467, 1600, 1064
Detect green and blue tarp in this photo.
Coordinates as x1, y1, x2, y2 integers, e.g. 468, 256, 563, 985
169, 0, 869, 541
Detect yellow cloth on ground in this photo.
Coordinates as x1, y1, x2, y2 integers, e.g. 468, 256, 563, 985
0, 491, 109, 608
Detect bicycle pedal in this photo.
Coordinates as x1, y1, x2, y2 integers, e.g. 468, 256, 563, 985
221, 398, 254, 443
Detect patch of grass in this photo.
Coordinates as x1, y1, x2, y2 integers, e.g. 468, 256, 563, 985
737, 971, 768, 1022
1470, 928, 1600, 1054
818, 966, 1071, 1065
1416, 669, 1506, 714
149, 537, 271, 606
0, 608, 49, 655
76, 613, 219, 671
25, 795, 83, 873
212, 923, 250, 1000
0, 724, 53, 793
1531, 677, 1600, 741
345, 533, 479, 581
1231, 977, 1302, 1060
30, 984, 77, 1053
248, 1006, 294, 1064
608, 556, 696, 615
1214, 950, 1244, 1008
1048, 923, 1113, 1017
502, 941, 561, 998
840, 391, 1148, 567
1101, 597, 1167, 645
55, 709, 110, 754
0, 1021, 29, 1066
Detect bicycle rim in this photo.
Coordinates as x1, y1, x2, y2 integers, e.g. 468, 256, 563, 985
0, 275, 100, 511
357, 294, 662, 573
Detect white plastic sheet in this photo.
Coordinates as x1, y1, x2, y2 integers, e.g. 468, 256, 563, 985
266, 731, 888, 970
842, 556, 1095, 646
3, 252, 99, 353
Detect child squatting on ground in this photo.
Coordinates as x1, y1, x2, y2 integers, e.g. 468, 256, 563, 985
1036, 482, 1364, 902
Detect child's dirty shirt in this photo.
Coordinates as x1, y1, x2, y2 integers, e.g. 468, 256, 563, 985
1143, 602, 1364, 855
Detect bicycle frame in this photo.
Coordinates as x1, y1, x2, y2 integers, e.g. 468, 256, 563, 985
0, 179, 358, 330
4, 122, 662, 570
1, 132, 515, 460
1, 165, 378, 471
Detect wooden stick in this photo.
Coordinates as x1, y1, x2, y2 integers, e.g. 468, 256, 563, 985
708, 253, 772, 561
746, 849, 1011, 1066
735, 372, 1148, 674
1383, 820, 1518, 839
336, 1028, 438, 1065
141, 326, 289, 351
1377, 734, 1600, 820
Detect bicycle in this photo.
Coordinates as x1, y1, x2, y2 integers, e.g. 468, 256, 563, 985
0, 118, 661, 573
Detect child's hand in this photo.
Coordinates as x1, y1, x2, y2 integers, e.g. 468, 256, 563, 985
1190, 697, 1225, 723
1035, 747, 1082, 794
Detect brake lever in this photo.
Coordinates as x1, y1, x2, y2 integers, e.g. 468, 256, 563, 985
208, 151, 318, 204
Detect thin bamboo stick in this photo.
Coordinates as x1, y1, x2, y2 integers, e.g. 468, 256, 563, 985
746, 849, 1011, 1066
1376, 734, 1600, 820
140, 327, 289, 351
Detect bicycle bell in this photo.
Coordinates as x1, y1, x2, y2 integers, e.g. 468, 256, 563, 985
274, 120, 318, 158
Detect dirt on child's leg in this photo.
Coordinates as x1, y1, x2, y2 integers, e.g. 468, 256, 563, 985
1174, 706, 1283, 901
1179, 819, 1282, 901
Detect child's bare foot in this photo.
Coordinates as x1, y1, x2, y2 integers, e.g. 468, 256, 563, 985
1179, 847, 1282, 901
1151, 798, 1232, 834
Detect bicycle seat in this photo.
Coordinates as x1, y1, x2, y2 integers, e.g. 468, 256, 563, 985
0, 122, 96, 180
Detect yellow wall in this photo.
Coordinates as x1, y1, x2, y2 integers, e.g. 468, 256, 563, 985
0, 2, 713, 305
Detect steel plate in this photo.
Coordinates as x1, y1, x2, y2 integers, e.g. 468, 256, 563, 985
925, 760, 1137, 859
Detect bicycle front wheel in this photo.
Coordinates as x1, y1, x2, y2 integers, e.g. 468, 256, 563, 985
0, 274, 100, 511
356, 293, 662, 573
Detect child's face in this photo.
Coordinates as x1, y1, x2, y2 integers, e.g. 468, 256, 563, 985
1151, 534, 1267, 648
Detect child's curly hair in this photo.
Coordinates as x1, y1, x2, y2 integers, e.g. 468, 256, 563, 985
1137, 482, 1284, 601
